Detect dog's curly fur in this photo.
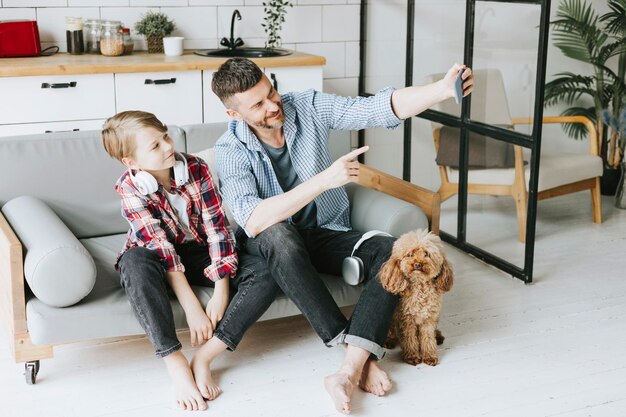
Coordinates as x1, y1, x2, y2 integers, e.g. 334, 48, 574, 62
379, 229, 453, 366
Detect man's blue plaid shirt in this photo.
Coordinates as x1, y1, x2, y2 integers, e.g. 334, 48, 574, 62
215, 87, 402, 237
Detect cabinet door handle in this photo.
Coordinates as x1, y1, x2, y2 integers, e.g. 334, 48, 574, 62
270, 73, 278, 91
144, 78, 177, 85
41, 82, 77, 89
45, 129, 80, 133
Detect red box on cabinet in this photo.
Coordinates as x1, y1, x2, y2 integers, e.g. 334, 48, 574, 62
0, 20, 42, 57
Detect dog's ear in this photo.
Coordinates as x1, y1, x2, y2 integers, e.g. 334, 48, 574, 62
379, 257, 408, 295
435, 256, 454, 292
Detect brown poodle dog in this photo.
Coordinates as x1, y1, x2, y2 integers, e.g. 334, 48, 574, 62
379, 229, 453, 366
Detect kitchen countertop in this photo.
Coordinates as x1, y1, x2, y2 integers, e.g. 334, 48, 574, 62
0, 50, 326, 77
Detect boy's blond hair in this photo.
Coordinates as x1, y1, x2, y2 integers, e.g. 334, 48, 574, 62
101, 110, 167, 161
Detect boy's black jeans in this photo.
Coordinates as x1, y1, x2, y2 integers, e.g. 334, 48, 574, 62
243, 222, 399, 359
118, 243, 280, 358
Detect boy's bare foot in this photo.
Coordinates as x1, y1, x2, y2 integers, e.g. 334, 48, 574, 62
359, 359, 392, 396
190, 337, 228, 401
164, 351, 207, 411
191, 355, 222, 401
324, 371, 357, 414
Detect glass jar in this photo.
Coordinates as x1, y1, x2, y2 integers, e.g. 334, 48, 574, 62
121, 28, 134, 55
65, 17, 84, 55
84, 19, 101, 54
100, 20, 124, 57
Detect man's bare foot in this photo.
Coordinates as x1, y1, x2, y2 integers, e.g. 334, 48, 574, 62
191, 354, 222, 401
359, 359, 392, 396
164, 351, 207, 411
324, 371, 357, 414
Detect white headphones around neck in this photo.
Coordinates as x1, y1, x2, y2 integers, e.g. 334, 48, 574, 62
342, 230, 393, 286
129, 152, 189, 195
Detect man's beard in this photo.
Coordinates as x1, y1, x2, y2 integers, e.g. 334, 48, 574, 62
247, 102, 285, 129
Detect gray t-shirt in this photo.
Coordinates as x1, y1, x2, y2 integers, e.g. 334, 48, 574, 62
260, 140, 318, 229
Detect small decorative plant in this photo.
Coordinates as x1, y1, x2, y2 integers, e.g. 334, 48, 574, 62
261, 0, 293, 49
135, 11, 176, 53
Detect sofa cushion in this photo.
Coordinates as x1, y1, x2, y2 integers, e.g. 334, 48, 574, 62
2, 196, 96, 308
346, 184, 429, 236
182, 122, 228, 154
0, 126, 186, 239
26, 234, 363, 345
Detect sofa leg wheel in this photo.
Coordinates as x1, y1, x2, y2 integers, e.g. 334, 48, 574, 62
25, 361, 39, 385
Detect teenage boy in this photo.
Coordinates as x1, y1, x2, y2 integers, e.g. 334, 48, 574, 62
102, 111, 280, 411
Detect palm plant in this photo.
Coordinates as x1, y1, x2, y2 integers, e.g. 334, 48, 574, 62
544, 0, 626, 169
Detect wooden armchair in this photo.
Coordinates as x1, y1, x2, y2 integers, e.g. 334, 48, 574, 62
427, 69, 602, 242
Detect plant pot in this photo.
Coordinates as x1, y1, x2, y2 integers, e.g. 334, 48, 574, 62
146, 36, 163, 53
600, 165, 621, 196
615, 162, 626, 209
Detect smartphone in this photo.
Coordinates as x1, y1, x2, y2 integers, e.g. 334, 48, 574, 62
454, 68, 464, 104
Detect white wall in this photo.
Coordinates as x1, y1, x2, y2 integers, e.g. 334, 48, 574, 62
0, 0, 361, 97
0, 0, 615, 185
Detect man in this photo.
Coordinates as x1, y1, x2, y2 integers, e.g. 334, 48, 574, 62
213, 58, 474, 414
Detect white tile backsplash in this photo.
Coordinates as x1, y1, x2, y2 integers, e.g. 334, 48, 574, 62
68, 0, 128, 6
130, 0, 186, 6
296, 42, 344, 79
217, 6, 264, 42
100, 6, 154, 31
161, 6, 216, 40
0, 7, 36, 20
282, 6, 322, 43
345, 40, 359, 78
36, 7, 97, 44
3, 0, 65, 6
322, 4, 359, 42
190, 0, 243, 6
298, 0, 346, 4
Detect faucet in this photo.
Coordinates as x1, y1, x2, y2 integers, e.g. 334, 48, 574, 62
220, 9, 244, 50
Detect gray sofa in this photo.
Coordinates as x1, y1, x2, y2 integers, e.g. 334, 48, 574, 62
0, 123, 439, 384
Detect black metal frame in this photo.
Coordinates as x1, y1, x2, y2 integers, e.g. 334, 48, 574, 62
358, 0, 552, 283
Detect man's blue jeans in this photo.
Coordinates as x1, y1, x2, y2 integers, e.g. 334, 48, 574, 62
243, 223, 398, 359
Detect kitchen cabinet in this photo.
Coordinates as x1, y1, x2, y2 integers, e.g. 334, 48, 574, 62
0, 52, 325, 137
0, 73, 115, 135
203, 71, 232, 124
116, 70, 203, 126
264, 66, 323, 94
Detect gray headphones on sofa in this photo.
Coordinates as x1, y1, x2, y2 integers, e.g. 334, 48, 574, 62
342, 230, 393, 286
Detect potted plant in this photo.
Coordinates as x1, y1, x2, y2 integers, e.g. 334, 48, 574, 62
135, 11, 176, 53
261, 0, 293, 49
544, 0, 626, 195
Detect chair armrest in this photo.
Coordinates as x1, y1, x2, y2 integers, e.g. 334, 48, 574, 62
357, 164, 440, 234
511, 116, 599, 156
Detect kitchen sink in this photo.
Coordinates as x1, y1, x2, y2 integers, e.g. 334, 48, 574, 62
194, 48, 292, 58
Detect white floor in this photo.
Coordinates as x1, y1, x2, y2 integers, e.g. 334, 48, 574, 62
2, 193, 626, 417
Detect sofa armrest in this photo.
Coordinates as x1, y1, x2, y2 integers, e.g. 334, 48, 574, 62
357, 164, 440, 234
2, 196, 96, 308
0, 209, 52, 363
347, 184, 430, 237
